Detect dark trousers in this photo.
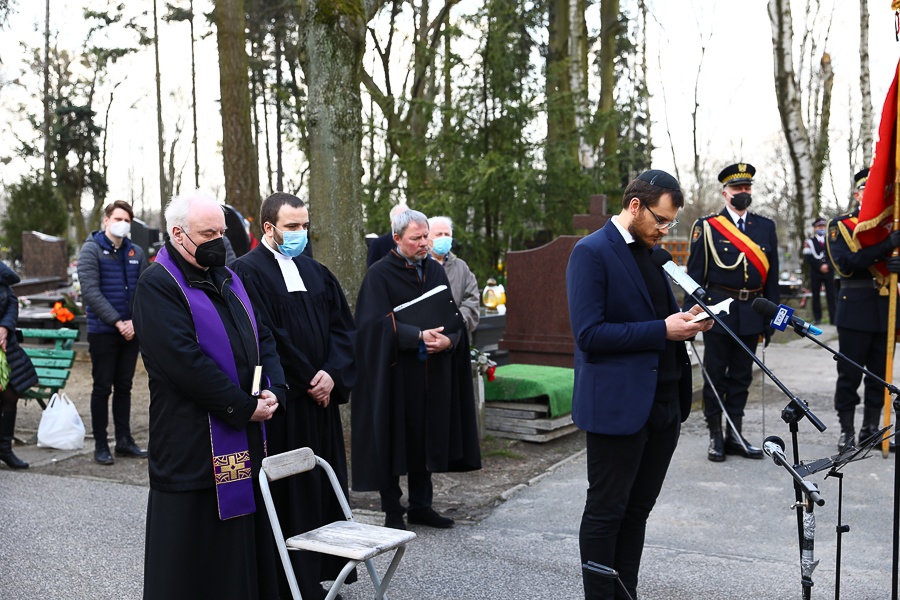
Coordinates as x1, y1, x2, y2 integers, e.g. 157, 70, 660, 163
834, 327, 887, 413
809, 271, 836, 323
702, 330, 759, 419
379, 471, 433, 515
88, 332, 140, 447
580, 417, 681, 600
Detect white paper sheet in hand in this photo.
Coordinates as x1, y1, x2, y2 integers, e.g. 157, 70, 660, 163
689, 298, 733, 322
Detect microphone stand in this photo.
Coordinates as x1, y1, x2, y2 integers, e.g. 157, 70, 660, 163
780, 322, 900, 599
794, 426, 895, 600
671, 284, 827, 598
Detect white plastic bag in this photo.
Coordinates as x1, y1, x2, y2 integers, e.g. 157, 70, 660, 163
37, 392, 86, 450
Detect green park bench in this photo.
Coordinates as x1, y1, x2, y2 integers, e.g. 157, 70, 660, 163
19, 328, 79, 410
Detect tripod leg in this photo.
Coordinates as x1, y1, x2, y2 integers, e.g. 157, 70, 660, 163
689, 340, 748, 454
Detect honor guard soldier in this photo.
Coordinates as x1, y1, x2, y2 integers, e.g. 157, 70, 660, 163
825, 168, 900, 452
685, 163, 780, 462
803, 217, 836, 325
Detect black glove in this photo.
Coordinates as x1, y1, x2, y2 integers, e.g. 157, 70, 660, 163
881, 230, 900, 253
888, 256, 900, 274
763, 328, 773, 348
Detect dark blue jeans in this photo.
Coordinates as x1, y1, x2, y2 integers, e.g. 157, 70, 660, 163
88, 332, 139, 447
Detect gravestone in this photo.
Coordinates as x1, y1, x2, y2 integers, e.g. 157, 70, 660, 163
499, 195, 610, 367
22, 231, 67, 283
130, 218, 151, 256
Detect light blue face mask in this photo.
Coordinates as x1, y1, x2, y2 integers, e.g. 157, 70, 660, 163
432, 236, 453, 256
271, 224, 308, 257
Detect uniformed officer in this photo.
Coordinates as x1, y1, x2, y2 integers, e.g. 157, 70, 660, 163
685, 163, 779, 462
803, 217, 836, 325
825, 168, 900, 451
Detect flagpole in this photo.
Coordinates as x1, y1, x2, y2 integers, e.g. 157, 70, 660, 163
885, 58, 900, 460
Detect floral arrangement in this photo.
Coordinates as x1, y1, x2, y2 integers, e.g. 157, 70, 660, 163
470, 347, 497, 382
17, 297, 31, 310
51, 302, 75, 323
61, 291, 84, 316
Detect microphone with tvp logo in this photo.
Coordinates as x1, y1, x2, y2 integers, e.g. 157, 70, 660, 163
751, 297, 822, 336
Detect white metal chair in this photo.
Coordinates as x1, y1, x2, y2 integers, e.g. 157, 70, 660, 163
259, 447, 417, 600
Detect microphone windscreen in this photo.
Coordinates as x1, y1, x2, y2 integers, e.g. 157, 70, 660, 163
751, 297, 777, 319
650, 248, 673, 268
763, 435, 786, 452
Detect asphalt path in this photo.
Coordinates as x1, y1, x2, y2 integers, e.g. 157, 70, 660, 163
1, 325, 898, 599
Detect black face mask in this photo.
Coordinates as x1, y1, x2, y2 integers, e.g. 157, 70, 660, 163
730, 192, 752, 211
184, 234, 227, 268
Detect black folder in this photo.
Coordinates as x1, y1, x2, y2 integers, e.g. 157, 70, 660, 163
393, 284, 464, 332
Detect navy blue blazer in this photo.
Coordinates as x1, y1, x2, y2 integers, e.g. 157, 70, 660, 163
566, 220, 692, 435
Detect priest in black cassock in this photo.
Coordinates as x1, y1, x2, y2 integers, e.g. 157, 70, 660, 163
134, 192, 285, 600
352, 209, 482, 531
233, 192, 357, 600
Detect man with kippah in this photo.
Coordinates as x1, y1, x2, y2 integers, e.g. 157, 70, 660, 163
685, 163, 780, 462
825, 168, 900, 452
567, 170, 712, 599
802, 217, 836, 325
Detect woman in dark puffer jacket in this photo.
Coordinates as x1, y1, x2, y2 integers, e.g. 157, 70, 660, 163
0, 261, 38, 469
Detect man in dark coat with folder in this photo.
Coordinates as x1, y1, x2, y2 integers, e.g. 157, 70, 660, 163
352, 209, 481, 531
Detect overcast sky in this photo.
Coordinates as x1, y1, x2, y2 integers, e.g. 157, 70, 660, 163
1, 0, 899, 225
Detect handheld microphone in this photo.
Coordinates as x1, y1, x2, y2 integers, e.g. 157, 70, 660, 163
650, 249, 706, 299
751, 297, 822, 336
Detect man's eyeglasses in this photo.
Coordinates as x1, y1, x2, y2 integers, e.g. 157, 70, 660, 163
639, 200, 678, 231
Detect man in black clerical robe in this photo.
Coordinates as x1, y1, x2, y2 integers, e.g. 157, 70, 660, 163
133, 192, 285, 600
353, 209, 481, 531
233, 192, 357, 600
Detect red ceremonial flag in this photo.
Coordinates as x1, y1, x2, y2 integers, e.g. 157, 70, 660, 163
855, 59, 900, 252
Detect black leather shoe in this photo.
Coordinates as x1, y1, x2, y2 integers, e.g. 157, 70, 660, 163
115, 439, 148, 458
407, 508, 454, 528
708, 432, 725, 462
384, 513, 406, 530
837, 430, 855, 453
0, 449, 28, 469
724, 436, 764, 459
94, 447, 115, 465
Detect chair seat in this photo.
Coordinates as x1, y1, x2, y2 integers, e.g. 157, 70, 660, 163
286, 520, 417, 562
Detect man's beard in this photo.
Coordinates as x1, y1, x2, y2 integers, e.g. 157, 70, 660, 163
628, 214, 663, 249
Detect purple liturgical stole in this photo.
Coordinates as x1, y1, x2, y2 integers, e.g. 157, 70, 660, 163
155, 246, 261, 520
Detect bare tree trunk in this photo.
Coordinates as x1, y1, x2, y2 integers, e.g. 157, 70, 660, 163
598, 0, 619, 180
547, 0, 573, 161
190, 0, 200, 189
153, 0, 167, 228
274, 25, 284, 191
768, 0, 816, 235
298, 0, 367, 303
859, 0, 873, 166
42, 0, 51, 183
639, 0, 650, 166
215, 0, 260, 236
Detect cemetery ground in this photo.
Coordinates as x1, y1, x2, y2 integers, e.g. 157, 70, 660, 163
10, 354, 588, 523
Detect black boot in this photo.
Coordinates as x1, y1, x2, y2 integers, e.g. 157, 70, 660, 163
858, 404, 883, 444
723, 414, 764, 459
707, 416, 725, 462
837, 410, 856, 452
0, 404, 28, 469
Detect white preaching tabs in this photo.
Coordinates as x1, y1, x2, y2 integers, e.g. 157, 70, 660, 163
263, 237, 307, 292
689, 298, 733, 323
